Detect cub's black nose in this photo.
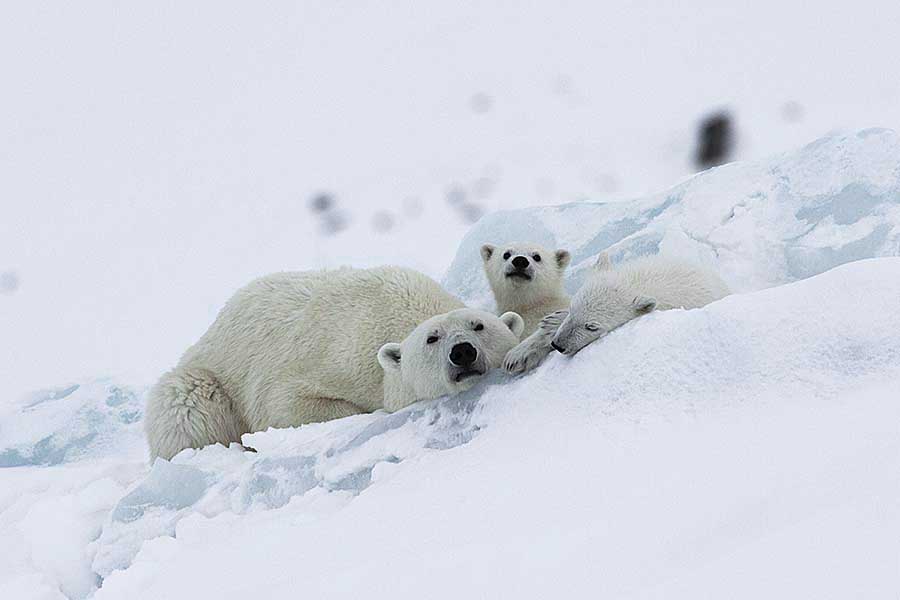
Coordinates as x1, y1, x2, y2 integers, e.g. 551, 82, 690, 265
511, 255, 529, 270
449, 342, 478, 367
550, 341, 565, 354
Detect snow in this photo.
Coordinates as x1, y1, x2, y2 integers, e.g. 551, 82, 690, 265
4, 2, 900, 597
93, 259, 900, 599
445, 128, 900, 307
3, 127, 900, 598
0, 381, 145, 467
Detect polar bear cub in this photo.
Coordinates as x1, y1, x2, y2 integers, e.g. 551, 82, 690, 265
505, 253, 729, 373
481, 242, 571, 337
551, 253, 730, 355
144, 267, 524, 460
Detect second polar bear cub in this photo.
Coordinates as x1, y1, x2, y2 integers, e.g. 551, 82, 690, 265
481, 242, 571, 337
550, 253, 730, 355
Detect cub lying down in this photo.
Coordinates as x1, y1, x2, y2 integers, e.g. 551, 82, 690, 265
504, 253, 729, 373
145, 267, 524, 460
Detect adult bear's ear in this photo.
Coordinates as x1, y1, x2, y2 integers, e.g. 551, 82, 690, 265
555, 249, 571, 270
377, 343, 402, 372
594, 252, 612, 271
480, 244, 496, 262
499, 311, 525, 338
633, 295, 657, 314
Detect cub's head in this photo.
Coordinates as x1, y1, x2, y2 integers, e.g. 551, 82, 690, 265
377, 308, 524, 410
551, 253, 656, 356
480, 242, 571, 306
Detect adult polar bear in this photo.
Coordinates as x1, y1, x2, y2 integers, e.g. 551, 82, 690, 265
145, 267, 524, 460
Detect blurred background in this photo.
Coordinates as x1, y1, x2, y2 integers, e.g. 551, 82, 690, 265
2, 0, 900, 397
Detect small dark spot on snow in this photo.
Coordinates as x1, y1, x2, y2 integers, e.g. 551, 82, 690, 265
309, 192, 334, 213
0, 271, 20, 294
469, 92, 493, 114
459, 203, 484, 224
371, 211, 395, 233
694, 111, 735, 170
781, 101, 804, 123
446, 184, 466, 206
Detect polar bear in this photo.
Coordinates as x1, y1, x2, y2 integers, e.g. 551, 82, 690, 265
551, 253, 729, 355
505, 253, 729, 372
144, 267, 524, 460
481, 242, 571, 337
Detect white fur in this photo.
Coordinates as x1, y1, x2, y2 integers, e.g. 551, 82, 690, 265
503, 308, 569, 374
144, 267, 522, 460
481, 242, 571, 337
552, 253, 730, 355
506, 253, 730, 373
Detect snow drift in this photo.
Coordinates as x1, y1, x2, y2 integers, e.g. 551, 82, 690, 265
2, 129, 900, 599
96, 258, 900, 600
0, 381, 145, 468
445, 127, 900, 305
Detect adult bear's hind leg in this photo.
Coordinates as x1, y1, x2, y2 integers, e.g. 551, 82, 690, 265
144, 367, 247, 460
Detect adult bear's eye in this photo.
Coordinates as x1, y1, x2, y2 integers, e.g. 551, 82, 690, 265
426, 335, 439, 344
474, 323, 484, 331
533, 253, 542, 262
502, 251, 511, 260
585, 323, 599, 332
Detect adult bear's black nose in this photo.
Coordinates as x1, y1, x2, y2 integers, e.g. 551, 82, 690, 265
449, 342, 478, 367
512, 255, 529, 270
550, 341, 566, 354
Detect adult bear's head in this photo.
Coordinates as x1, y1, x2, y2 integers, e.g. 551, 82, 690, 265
377, 308, 524, 411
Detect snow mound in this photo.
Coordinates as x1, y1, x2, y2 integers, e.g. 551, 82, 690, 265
0, 380, 146, 467
7, 129, 900, 596
445, 128, 900, 307
97, 257, 900, 599
93, 385, 489, 577
94, 257, 900, 586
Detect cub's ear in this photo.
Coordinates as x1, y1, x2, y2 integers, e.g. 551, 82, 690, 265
555, 249, 571, 270
594, 252, 612, 271
633, 295, 657, 314
499, 311, 525, 339
377, 343, 402, 372
480, 244, 496, 262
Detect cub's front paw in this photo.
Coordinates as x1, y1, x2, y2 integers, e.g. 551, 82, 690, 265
503, 342, 548, 375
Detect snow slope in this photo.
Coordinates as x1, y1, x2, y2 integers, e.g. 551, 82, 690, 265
4, 2, 900, 596
2, 129, 898, 598
94, 258, 900, 599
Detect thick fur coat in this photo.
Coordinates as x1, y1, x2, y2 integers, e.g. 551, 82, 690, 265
144, 267, 522, 460
506, 253, 730, 372
481, 242, 571, 337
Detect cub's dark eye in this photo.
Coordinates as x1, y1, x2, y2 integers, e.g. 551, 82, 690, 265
474, 323, 484, 331
533, 253, 542, 262
426, 335, 439, 344
502, 251, 511, 260
585, 324, 599, 332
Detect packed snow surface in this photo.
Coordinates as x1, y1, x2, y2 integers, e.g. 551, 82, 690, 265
95, 259, 900, 599
2, 130, 899, 599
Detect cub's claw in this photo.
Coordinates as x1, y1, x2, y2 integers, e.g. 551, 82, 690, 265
504, 339, 551, 375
